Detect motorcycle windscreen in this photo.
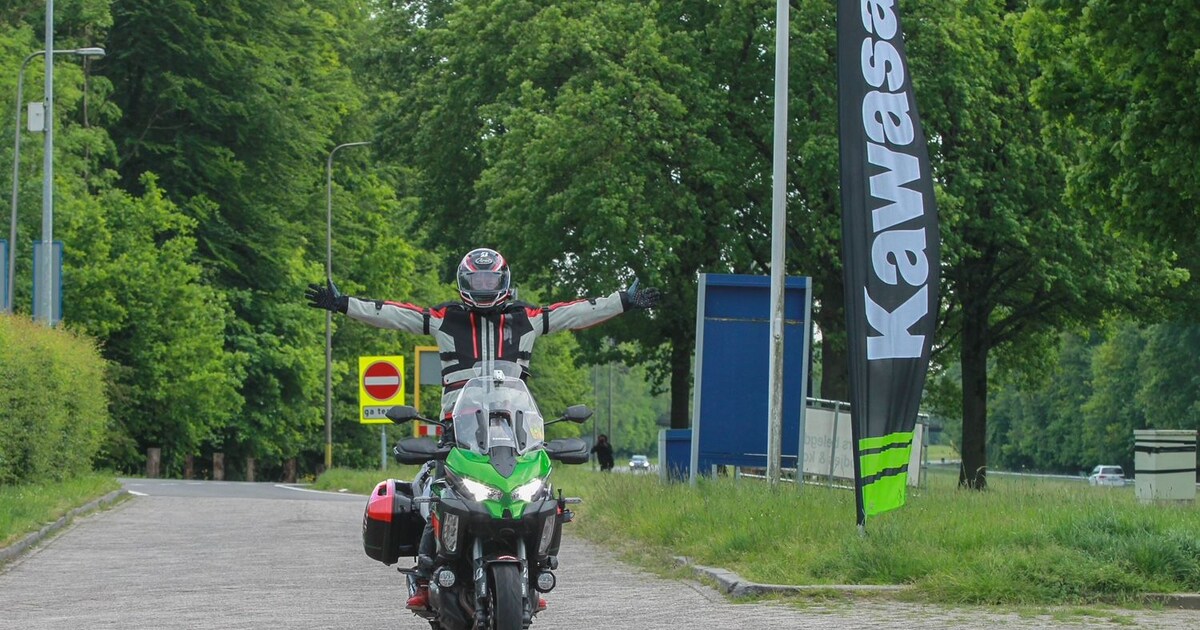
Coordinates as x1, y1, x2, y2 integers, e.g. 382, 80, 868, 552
452, 374, 545, 455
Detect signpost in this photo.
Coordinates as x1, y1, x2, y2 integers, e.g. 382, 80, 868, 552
0, 240, 7, 311
31, 240, 61, 326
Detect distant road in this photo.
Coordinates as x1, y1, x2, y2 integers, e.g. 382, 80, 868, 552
0, 478, 1193, 629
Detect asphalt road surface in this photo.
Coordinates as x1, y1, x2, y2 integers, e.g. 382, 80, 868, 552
0, 479, 1193, 629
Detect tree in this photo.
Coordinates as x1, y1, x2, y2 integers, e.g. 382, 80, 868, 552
59, 177, 243, 473
366, 0, 865, 428
1019, 1, 1200, 265
101, 0, 377, 472
1134, 324, 1200, 433
903, 0, 1177, 488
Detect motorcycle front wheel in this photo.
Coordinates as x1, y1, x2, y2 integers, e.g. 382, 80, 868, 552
488, 564, 522, 630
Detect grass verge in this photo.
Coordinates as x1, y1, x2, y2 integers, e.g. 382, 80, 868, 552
0, 473, 121, 547
312, 464, 423, 494
316, 463, 1199, 606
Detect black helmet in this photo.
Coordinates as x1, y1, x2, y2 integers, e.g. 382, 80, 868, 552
457, 248, 511, 309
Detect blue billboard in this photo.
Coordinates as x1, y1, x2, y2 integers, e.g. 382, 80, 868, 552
689, 274, 812, 479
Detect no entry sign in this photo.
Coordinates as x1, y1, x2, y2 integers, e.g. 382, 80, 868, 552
364, 361, 402, 400
358, 355, 405, 424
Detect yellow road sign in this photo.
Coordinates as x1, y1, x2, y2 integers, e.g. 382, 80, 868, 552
358, 355, 405, 424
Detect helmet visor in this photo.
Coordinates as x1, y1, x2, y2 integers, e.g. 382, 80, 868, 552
462, 271, 505, 292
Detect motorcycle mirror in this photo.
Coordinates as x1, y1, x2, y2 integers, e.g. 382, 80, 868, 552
546, 404, 591, 426
564, 404, 592, 423
385, 405, 423, 424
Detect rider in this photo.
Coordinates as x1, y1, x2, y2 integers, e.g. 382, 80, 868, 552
305, 247, 660, 610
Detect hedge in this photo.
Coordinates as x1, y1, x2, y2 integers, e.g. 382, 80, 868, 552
0, 315, 109, 485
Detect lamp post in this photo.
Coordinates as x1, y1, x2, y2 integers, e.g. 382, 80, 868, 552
325, 141, 371, 470
6, 46, 105, 314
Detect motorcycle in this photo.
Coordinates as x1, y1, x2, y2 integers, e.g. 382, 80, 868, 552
362, 360, 592, 630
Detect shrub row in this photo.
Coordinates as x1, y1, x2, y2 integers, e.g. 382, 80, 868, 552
0, 315, 109, 485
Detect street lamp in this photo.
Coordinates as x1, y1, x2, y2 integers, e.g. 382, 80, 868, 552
325, 141, 371, 469
6, 46, 105, 314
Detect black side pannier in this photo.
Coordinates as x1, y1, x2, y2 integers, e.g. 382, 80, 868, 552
362, 479, 424, 565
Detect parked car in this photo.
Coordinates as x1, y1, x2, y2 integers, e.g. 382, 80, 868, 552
1088, 465, 1126, 486
629, 454, 651, 472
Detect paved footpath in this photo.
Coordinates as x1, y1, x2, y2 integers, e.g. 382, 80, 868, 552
0, 480, 1194, 629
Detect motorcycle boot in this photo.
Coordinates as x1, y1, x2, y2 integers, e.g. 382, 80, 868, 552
405, 584, 430, 610
405, 554, 435, 610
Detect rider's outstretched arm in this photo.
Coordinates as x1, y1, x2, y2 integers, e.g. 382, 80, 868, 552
305, 278, 432, 335
344, 297, 430, 334
538, 285, 660, 334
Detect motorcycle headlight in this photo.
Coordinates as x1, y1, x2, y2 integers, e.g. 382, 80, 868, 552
511, 478, 545, 502
441, 513, 460, 553
459, 477, 503, 502
537, 514, 557, 555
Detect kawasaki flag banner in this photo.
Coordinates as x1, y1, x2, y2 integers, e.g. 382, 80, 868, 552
837, 0, 940, 524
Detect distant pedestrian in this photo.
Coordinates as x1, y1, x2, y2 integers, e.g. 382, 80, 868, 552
592, 434, 615, 472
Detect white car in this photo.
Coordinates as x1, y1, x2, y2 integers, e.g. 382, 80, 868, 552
628, 455, 651, 472
1088, 465, 1126, 486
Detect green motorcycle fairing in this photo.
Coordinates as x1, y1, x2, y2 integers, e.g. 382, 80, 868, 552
443, 447, 551, 519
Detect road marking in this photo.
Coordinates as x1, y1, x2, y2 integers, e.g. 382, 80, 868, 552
273, 484, 363, 496
127, 490, 148, 496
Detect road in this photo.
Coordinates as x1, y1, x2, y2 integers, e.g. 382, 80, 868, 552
0, 478, 1192, 629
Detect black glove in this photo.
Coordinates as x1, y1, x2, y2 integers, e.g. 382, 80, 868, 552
306, 278, 348, 313
621, 279, 660, 310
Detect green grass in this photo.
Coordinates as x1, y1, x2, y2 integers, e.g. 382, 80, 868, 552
316, 463, 1200, 605
312, 464, 424, 493
924, 444, 960, 461
0, 474, 121, 547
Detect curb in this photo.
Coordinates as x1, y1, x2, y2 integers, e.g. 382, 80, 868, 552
0, 488, 130, 566
674, 557, 1200, 608
1144, 593, 1200, 610
673, 556, 909, 599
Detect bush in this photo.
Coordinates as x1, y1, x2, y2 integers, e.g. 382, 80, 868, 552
0, 315, 109, 484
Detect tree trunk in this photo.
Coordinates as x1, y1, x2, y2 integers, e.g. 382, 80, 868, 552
213, 453, 225, 481
146, 448, 161, 479
959, 302, 989, 489
245, 457, 256, 482
284, 458, 298, 483
669, 339, 691, 429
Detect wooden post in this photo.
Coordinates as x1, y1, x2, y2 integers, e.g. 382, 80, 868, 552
146, 448, 161, 479
284, 458, 297, 483
213, 453, 224, 481
245, 457, 256, 482
184, 455, 194, 480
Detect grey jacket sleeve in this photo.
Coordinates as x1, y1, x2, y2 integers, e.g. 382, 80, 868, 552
542, 291, 626, 334
345, 297, 427, 334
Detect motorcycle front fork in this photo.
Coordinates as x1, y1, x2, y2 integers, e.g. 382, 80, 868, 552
470, 537, 531, 629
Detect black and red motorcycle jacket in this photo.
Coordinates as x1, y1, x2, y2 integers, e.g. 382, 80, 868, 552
345, 291, 632, 415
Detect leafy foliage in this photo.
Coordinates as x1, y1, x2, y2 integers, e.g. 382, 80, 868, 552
991, 322, 1200, 475
58, 177, 244, 474
0, 315, 109, 484
4, 0, 1200, 483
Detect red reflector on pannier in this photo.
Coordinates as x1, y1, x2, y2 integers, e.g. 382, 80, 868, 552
367, 480, 394, 523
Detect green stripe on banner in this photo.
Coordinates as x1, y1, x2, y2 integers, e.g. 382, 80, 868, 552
858, 431, 913, 453
859, 432, 913, 516
863, 470, 908, 516
860, 444, 911, 478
